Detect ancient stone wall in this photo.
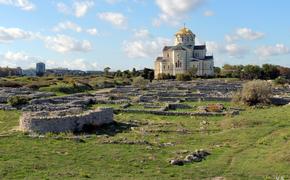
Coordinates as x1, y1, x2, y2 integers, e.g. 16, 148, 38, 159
19, 108, 113, 133
114, 109, 234, 116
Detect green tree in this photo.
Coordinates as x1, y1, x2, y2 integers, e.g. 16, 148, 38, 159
122, 70, 132, 78
261, 64, 280, 80
221, 64, 243, 78
104, 67, 111, 76
114, 70, 122, 77
142, 68, 154, 81
132, 68, 138, 77
241, 65, 262, 80
214, 67, 221, 77
277, 66, 290, 79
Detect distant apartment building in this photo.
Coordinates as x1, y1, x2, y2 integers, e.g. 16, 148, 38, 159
36, 62, 46, 76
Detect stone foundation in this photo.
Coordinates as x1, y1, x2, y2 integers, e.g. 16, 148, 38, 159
114, 109, 236, 116
19, 108, 113, 133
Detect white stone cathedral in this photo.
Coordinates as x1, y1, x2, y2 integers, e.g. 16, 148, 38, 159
154, 27, 214, 79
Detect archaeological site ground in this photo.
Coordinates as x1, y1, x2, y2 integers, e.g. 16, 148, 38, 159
0, 76, 289, 179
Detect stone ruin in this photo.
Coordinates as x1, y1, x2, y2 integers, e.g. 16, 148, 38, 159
0, 87, 55, 110
19, 108, 113, 134
1, 79, 290, 134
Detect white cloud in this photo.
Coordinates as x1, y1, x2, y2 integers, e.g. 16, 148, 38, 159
98, 12, 127, 28
0, 26, 34, 43
74, 0, 94, 17
53, 21, 82, 33
236, 28, 264, 40
206, 41, 249, 58
56, 2, 70, 14
0, 51, 99, 70
86, 28, 99, 36
3, 51, 30, 61
56, 0, 94, 18
206, 41, 219, 53
0, 51, 40, 68
154, 0, 205, 26
0, 0, 35, 11
52, 21, 100, 36
123, 29, 170, 58
226, 28, 265, 42
134, 29, 150, 38
203, 10, 214, 17
46, 58, 99, 70
255, 44, 290, 57
43, 34, 92, 53
224, 44, 249, 57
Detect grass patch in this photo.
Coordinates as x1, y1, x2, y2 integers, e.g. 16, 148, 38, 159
0, 105, 289, 179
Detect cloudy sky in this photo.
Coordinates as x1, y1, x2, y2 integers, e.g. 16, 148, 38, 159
0, 0, 290, 70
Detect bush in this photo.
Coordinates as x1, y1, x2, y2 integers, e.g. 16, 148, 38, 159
25, 81, 52, 90
233, 80, 272, 106
0, 80, 22, 87
132, 76, 149, 90
157, 73, 175, 80
176, 73, 192, 81
274, 76, 288, 85
8, 96, 30, 107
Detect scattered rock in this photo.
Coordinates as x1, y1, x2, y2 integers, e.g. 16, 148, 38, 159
120, 103, 131, 109
170, 149, 211, 166
198, 104, 225, 113
160, 142, 175, 147
170, 159, 184, 166
74, 138, 86, 143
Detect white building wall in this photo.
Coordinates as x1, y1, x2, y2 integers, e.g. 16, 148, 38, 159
193, 49, 206, 59
172, 50, 187, 76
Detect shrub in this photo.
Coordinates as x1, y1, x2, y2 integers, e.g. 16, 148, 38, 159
25, 81, 51, 90
8, 96, 30, 107
0, 80, 22, 87
176, 73, 192, 81
132, 76, 149, 90
157, 73, 175, 80
274, 76, 288, 85
233, 80, 272, 106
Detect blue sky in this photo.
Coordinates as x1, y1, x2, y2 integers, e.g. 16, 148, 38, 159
0, 0, 290, 70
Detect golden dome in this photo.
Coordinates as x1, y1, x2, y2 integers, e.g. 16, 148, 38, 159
175, 27, 194, 36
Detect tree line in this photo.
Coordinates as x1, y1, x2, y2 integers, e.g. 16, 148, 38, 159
106, 67, 155, 81
156, 64, 290, 81
215, 64, 290, 80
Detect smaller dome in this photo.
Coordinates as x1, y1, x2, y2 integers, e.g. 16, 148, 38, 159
175, 27, 194, 36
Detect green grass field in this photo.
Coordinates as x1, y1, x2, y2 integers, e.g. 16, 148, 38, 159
0, 105, 289, 179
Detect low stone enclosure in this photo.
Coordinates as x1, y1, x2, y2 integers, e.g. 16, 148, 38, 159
114, 108, 239, 116
19, 108, 114, 134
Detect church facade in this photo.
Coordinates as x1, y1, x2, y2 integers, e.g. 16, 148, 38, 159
154, 27, 214, 79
